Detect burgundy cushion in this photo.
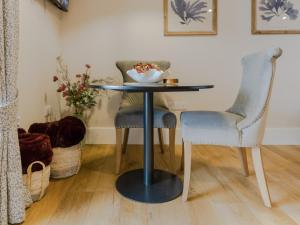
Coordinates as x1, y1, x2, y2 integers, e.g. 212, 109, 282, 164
28, 122, 60, 147
18, 128, 27, 135
19, 133, 53, 174
57, 116, 86, 148
28, 116, 86, 148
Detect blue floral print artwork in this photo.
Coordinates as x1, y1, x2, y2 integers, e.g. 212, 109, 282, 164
171, 0, 208, 25
259, 0, 299, 22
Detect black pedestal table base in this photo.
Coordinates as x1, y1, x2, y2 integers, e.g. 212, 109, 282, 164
116, 169, 183, 203
90, 84, 214, 203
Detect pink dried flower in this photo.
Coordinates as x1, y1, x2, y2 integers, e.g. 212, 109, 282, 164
79, 84, 86, 91
57, 84, 66, 92
63, 91, 69, 97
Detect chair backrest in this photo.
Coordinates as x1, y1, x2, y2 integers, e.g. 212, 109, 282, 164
116, 61, 171, 107
228, 48, 282, 131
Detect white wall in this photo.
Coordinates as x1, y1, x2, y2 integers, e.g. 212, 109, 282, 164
19, 0, 300, 144
19, 0, 62, 129
59, 0, 300, 144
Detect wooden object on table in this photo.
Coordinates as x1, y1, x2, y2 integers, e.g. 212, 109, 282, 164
163, 78, 179, 85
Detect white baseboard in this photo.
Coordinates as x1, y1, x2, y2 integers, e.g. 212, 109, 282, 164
263, 128, 300, 145
86, 127, 300, 145
86, 127, 178, 145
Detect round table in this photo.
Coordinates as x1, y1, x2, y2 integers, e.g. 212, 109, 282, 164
91, 83, 214, 203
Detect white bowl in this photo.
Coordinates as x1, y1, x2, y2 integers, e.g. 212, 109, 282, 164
127, 69, 165, 83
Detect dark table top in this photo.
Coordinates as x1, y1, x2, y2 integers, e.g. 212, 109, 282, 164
90, 83, 214, 93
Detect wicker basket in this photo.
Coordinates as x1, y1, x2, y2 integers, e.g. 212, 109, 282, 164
50, 144, 81, 179
23, 161, 50, 202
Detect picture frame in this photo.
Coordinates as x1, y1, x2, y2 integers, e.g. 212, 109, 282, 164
164, 0, 218, 36
252, 0, 300, 34
49, 0, 69, 12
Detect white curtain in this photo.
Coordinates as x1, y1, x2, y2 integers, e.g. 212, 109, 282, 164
0, 0, 26, 224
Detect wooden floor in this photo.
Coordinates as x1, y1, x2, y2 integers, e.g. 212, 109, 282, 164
22, 145, 300, 225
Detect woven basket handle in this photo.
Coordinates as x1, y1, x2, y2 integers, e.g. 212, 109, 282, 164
26, 161, 47, 200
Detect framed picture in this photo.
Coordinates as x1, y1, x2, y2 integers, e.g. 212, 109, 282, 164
252, 0, 300, 34
49, 0, 69, 12
164, 0, 218, 36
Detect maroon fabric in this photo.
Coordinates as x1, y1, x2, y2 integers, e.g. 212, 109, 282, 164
18, 128, 27, 135
19, 133, 53, 174
28, 122, 60, 147
57, 116, 86, 148
28, 116, 86, 148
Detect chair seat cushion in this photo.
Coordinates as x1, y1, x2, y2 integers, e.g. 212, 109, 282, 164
115, 106, 177, 128
181, 111, 244, 146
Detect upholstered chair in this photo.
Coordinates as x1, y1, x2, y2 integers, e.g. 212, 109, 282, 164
180, 48, 282, 207
115, 61, 177, 174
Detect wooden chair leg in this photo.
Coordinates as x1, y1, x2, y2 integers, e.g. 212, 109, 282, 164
122, 128, 130, 154
238, 147, 249, 177
158, 128, 165, 154
251, 147, 272, 208
182, 140, 192, 202
180, 139, 184, 172
115, 128, 122, 174
169, 128, 176, 173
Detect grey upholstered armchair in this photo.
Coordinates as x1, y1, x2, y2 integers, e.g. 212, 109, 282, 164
114, 61, 177, 174
181, 48, 282, 207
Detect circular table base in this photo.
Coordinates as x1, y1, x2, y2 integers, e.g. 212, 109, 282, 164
116, 169, 183, 203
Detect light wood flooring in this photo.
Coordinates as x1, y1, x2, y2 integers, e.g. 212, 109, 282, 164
22, 145, 300, 225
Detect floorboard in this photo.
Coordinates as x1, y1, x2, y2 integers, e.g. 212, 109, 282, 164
21, 145, 300, 225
